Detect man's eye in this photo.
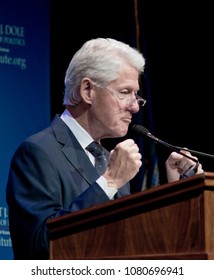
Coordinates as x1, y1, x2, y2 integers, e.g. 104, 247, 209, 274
120, 91, 130, 95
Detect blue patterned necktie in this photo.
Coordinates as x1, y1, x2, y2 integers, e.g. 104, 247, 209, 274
86, 141, 108, 175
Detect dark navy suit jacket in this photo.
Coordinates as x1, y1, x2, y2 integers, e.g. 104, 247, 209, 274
6, 115, 130, 259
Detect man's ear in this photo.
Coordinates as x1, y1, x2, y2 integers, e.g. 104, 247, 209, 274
80, 78, 93, 104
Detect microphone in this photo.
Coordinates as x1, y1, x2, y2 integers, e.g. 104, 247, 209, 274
131, 124, 214, 178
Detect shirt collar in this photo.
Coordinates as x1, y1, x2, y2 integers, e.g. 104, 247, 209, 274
60, 109, 93, 149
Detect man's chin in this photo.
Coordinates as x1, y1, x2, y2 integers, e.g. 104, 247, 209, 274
115, 127, 129, 138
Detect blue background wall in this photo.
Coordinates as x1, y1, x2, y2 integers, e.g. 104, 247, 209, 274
0, 0, 50, 259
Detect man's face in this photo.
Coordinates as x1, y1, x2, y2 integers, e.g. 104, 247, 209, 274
89, 65, 142, 140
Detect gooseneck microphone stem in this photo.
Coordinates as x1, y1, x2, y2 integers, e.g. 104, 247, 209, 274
146, 133, 198, 163
157, 137, 214, 160
131, 124, 214, 161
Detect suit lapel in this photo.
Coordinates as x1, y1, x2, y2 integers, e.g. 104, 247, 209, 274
50, 115, 100, 184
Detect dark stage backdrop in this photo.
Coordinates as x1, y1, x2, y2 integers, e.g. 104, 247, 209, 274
137, 1, 214, 176
0, 0, 50, 259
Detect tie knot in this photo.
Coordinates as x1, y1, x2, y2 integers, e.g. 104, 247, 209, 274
86, 141, 105, 157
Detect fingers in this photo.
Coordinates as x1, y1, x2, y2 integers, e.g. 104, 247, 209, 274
104, 139, 142, 189
113, 139, 142, 167
195, 162, 204, 174
167, 149, 197, 168
166, 148, 204, 182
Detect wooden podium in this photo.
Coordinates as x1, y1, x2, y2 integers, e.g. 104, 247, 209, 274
47, 172, 214, 260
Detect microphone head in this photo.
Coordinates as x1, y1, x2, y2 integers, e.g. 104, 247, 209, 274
131, 125, 150, 136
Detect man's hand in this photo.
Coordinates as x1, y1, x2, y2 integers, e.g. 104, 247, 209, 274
165, 149, 204, 182
103, 139, 142, 189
